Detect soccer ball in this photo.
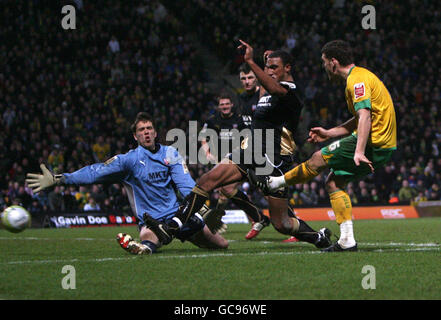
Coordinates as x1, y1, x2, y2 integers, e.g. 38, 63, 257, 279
1, 205, 31, 233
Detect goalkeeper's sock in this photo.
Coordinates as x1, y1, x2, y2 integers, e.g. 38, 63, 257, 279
141, 240, 158, 253
230, 189, 262, 223
171, 186, 209, 228
284, 160, 319, 185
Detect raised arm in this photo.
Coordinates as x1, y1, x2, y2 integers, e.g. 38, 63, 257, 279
26, 154, 130, 193
237, 40, 288, 96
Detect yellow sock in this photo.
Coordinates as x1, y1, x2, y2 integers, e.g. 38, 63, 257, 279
284, 160, 319, 185
329, 190, 352, 224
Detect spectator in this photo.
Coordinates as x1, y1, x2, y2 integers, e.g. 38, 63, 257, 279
108, 36, 120, 53
398, 180, 417, 203
84, 197, 101, 212
299, 184, 318, 206
358, 188, 371, 205
370, 189, 381, 204
48, 186, 65, 212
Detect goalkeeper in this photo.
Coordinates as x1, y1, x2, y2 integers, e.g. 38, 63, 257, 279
26, 112, 228, 255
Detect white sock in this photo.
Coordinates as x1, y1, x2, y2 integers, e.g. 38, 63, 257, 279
337, 220, 356, 248
269, 175, 286, 189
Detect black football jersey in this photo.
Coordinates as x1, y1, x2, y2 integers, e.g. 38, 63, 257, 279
201, 112, 246, 160
238, 89, 260, 128
252, 81, 303, 157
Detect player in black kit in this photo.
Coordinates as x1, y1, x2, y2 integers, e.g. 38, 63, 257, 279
201, 93, 270, 239
143, 40, 331, 249
237, 63, 262, 128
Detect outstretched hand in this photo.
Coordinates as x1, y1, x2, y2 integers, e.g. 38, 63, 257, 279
307, 127, 330, 143
26, 164, 63, 193
237, 39, 254, 63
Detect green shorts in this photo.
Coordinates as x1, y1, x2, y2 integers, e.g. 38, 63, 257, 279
321, 134, 394, 182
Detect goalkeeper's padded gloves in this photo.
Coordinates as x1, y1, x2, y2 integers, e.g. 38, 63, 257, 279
26, 164, 65, 193
199, 204, 227, 234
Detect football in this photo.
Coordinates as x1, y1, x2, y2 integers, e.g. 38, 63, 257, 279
1, 205, 31, 233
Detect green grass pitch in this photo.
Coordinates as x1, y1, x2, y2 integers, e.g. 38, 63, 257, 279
1, 218, 440, 300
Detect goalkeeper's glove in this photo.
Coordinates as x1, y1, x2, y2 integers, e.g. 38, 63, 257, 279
26, 164, 65, 193
199, 204, 227, 234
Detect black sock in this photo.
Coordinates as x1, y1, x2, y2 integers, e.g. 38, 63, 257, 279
216, 198, 229, 211
141, 240, 158, 253
172, 186, 209, 227
230, 190, 263, 223
293, 219, 319, 244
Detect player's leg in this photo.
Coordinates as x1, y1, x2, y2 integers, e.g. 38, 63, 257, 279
175, 211, 228, 249
284, 150, 327, 185
143, 161, 244, 243
248, 150, 327, 193
320, 138, 394, 252
215, 188, 229, 211
267, 195, 332, 249
171, 160, 244, 228
321, 173, 357, 251
219, 183, 270, 239
189, 225, 229, 249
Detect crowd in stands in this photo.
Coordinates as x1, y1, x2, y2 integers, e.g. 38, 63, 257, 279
166, 0, 441, 207
1, 0, 441, 216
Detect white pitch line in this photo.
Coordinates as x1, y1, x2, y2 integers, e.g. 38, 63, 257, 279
1, 237, 440, 248
0, 237, 111, 241
1, 247, 439, 266
361, 242, 440, 247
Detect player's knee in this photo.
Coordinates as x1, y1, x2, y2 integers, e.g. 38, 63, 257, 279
219, 186, 236, 198
272, 219, 292, 235
325, 175, 345, 193
325, 181, 336, 194
309, 151, 327, 171
139, 226, 159, 243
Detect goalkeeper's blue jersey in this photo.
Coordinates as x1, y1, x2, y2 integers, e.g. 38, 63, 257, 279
63, 144, 195, 220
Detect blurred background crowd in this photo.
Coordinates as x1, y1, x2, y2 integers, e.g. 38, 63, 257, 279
1, 0, 440, 215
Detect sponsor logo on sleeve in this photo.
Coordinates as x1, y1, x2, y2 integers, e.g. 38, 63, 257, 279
354, 82, 366, 99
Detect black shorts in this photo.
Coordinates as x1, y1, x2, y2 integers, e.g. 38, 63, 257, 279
139, 214, 205, 242
227, 147, 294, 199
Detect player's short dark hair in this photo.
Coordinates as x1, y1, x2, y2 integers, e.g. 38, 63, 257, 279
268, 50, 293, 67
321, 40, 354, 66
131, 112, 155, 133
239, 63, 252, 74
217, 92, 234, 104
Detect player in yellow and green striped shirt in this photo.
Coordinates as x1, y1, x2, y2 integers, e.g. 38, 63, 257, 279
248, 40, 397, 252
